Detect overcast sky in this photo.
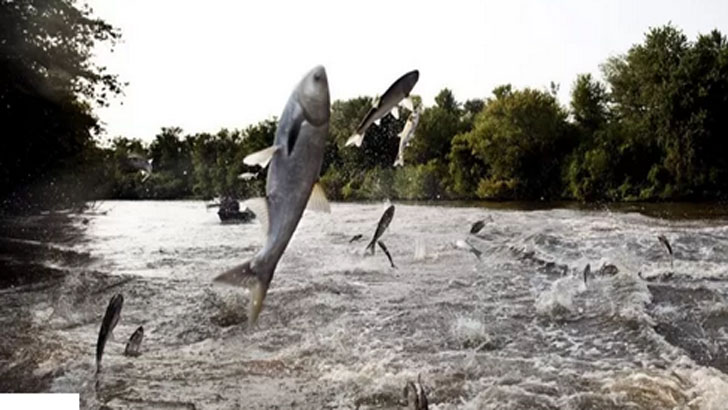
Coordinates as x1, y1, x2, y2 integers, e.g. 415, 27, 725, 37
88, 0, 728, 142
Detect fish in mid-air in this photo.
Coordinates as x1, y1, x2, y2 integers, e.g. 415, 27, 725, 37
470, 219, 486, 235
366, 205, 395, 254
349, 234, 364, 243
345, 70, 419, 147
403, 375, 428, 410
124, 326, 144, 357
582, 263, 591, 284
96, 293, 123, 373
238, 172, 259, 180
377, 240, 396, 268
393, 107, 421, 167
126, 153, 153, 182
657, 234, 674, 268
213, 66, 331, 326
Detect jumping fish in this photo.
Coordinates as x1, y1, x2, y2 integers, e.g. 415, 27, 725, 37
349, 234, 364, 243
96, 294, 123, 373
583, 263, 591, 284
345, 70, 419, 147
393, 107, 421, 167
657, 234, 674, 269
238, 172, 259, 180
123, 326, 144, 357
126, 153, 153, 182
366, 205, 395, 254
213, 66, 331, 325
470, 220, 486, 235
403, 375, 428, 410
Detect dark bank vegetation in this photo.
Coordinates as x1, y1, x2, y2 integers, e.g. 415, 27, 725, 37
2, 0, 728, 211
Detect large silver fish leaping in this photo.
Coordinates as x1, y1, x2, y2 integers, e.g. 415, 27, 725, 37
213, 66, 331, 325
345, 70, 419, 147
394, 107, 421, 167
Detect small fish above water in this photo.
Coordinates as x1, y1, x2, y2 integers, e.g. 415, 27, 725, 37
237, 172, 259, 180
346, 70, 420, 147
403, 375, 428, 410
470, 220, 486, 235
583, 263, 591, 284
124, 326, 144, 357
394, 107, 421, 167
366, 205, 395, 255
657, 234, 674, 269
96, 294, 123, 373
349, 234, 363, 243
126, 153, 153, 182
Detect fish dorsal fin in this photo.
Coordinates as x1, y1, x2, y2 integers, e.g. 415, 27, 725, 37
243, 145, 280, 168
243, 197, 270, 237
374, 118, 381, 126
306, 182, 331, 213
400, 97, 414, 111
391, 106, 399, 120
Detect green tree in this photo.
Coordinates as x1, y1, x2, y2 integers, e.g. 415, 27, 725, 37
603, 24, 728, 198
450, 85, 574, 199
406, 89, 465, 165
1, 0, 122, 210
570, 74, 608, 134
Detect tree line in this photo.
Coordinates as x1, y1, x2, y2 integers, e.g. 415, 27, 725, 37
2, 0, 728, 211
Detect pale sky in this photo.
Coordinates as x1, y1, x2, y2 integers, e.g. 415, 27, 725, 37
88, 0, 728, 142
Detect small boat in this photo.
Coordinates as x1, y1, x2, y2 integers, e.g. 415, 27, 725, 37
217, 197, 255, 223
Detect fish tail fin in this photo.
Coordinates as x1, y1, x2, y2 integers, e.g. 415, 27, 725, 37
345, 133, 364, 147
472, 247, 482, 260
393, 156, 404, 167
365, 240, 376, 255
213, 260, 271, 326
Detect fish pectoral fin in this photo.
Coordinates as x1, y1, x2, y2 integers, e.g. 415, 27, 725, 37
400, 97, 414, 111
345, 133, 364, 147
391, 106, 399, 120
243, 145, 280, 168
306, 182, 331, 213
243, 197, 270, 238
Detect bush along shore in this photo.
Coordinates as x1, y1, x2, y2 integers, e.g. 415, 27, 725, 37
3, 6, 728, 211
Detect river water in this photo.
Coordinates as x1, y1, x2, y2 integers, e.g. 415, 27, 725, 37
2, 200, 728, 409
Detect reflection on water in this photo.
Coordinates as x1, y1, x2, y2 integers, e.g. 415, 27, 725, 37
1, 200, 728, 408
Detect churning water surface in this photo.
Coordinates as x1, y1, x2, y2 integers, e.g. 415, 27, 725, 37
2, 200, 728, 409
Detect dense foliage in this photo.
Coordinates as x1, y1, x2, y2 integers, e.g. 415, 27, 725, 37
1, 0, 122, 211
3, 13, 728, 208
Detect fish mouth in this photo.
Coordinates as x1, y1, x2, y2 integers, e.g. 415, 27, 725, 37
299, 65, 330, 126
